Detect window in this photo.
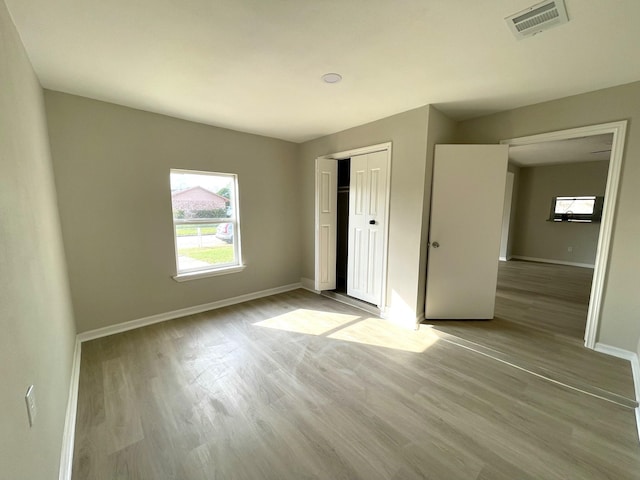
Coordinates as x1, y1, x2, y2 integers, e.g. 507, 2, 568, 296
548, 195, 604, 223
170, 169, 243, 280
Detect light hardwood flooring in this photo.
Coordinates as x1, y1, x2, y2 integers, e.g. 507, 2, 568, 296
494, 260, 593, 339
73, 289, 639, 479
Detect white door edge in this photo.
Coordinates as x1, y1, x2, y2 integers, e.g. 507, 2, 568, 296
499, 171, 515, 261
500, 120, 628, 350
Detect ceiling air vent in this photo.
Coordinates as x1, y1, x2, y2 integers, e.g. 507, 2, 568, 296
505, 0, 569, 39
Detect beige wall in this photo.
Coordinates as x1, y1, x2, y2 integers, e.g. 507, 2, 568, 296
299, 105, 455, 323
511, 161, 609, 265
0, 2, 76, 478
456, 81, 640, 353
45, 91, 301, 333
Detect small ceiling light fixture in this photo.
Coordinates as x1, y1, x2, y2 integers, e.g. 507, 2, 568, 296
322, 73, 342, 84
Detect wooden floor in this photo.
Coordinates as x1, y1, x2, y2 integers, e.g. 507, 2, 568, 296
428, 260, 636, 401
495, 260, 593, 339
73, 289, 640, 479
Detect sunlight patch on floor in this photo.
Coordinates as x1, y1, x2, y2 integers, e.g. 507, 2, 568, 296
253, 309, 360, 336
254, 308, 439, 353
328, 317, 439, 353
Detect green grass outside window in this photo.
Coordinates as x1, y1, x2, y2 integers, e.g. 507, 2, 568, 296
176, 224, 218, 237
178, 246, 234, 264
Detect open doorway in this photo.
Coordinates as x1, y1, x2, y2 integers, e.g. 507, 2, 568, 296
500, 121, 627, 349
497, 133, 613, 341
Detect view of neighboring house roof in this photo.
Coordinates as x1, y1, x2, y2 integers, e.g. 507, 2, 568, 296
171, 186, 227, 202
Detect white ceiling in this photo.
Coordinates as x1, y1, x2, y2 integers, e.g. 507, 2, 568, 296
509, 133, 613, 167
5, 0, 640, 143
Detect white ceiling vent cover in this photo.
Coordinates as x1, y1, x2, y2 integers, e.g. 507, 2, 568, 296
506, 0, 569, 39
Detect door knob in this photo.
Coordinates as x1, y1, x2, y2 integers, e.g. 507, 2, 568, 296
369, 220, 376, 225
431, 241, 440, 248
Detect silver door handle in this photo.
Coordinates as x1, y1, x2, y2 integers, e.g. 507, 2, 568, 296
431, 241, 440, 248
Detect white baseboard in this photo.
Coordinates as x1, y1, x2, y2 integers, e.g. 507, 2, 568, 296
58, 338, 81, 480
511, 255, 595, 269
77, 283, 302, 342
595, 342, 640, 442
594, 343, 637, 362
636, 357, 640, 443
300, 277, 319, 293
637, 405, 640, 445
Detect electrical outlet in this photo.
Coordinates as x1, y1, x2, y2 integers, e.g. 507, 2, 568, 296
567, 246, 573, 252
25, 385, 37, 427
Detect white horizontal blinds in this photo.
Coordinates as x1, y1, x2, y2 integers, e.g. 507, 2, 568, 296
170, 169, 241, 274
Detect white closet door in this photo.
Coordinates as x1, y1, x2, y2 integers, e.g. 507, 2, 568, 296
315, 158, 337, 291
347, 151, 388, 305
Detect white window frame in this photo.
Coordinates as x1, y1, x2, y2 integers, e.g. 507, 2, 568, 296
548, 195, 603, 223
170, 169, 244, 282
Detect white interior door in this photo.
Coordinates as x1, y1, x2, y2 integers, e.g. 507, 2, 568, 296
314, 158, 337, 291
347, 151, 388, 305
425, 144, 508, 319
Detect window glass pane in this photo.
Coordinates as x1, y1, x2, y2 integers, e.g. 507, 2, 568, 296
171, 172, 233, 220
554, 196, 595, 215
175, 223, 236, 272
170, 170, 240, 275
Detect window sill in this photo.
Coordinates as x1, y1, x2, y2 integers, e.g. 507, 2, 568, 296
172, 264, 246, 282
547, 219, 600, 223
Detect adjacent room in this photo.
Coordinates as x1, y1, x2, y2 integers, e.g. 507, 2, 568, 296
501, 135, 611, 338
2, 1, 640, 479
